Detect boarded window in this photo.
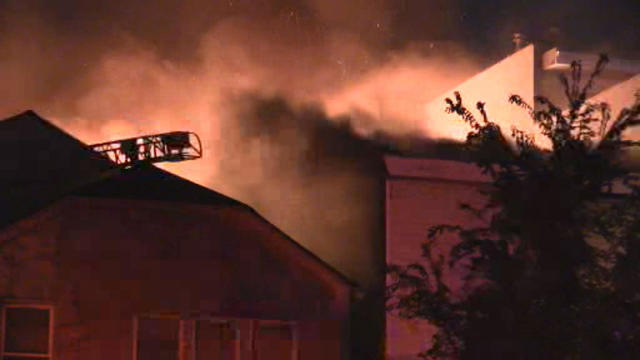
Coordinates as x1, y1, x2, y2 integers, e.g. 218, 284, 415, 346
1, 305, 52, 360
137, 318, 179, 360
255, 322, 295, 360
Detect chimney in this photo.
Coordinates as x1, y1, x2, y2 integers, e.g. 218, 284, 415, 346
513, 33, 526, 52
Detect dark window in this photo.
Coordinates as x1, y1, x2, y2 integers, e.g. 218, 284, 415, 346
135, 317, 295, 360
255, 322, 295, 360
2, 306, 52, 359
137, 318, 179, 360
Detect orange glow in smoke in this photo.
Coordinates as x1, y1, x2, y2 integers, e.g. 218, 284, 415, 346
27, 33, 479, 288
41, 34, 482, 191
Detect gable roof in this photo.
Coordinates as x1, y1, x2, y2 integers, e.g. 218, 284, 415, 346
0, 111, 355, 288
0, 110, 115, 229
73, 164, 243, 207
72, 164, 356, 287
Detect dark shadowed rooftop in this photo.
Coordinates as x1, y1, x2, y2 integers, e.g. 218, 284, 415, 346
73, 164, 243, 207
0, 110, 355, 287
0, 110, 115, 229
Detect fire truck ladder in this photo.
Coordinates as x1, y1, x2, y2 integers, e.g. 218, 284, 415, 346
89, 131, 202, 168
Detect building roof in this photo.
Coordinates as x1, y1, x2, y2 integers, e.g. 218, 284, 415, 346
384, 155, 490, 183
73, 164, 243, 207
72, 164, 356, 287
0, 110, 115, 229
0, 110, 356, 287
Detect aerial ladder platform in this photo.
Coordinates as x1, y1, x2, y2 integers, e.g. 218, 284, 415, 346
89, 131, 202, 168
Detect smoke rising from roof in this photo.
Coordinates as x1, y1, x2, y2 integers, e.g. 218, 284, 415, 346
12, 0, 639, 287
0, 0, 490, 287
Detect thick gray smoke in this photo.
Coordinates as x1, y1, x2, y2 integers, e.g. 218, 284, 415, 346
0, 0, 487, 288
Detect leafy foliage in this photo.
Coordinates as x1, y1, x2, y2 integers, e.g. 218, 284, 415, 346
387, 56, 640, 359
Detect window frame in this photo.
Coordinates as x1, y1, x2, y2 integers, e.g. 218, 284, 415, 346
132, 313, 181, 360
133, 314, 241, 360
133, 315, 301, 360
193, 317, 240, 360
0, 303, 54, 360
255, 320, 299, 360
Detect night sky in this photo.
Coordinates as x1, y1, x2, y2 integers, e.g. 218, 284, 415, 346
2, 0, 638, 58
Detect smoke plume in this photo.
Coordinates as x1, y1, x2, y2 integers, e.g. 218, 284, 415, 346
0, 0, 482, 287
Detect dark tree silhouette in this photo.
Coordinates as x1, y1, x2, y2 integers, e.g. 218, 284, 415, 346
387, 56, 640, 359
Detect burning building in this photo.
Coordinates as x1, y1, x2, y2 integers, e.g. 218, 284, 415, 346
0, 110, 354, 360
386, 44, 640, 359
